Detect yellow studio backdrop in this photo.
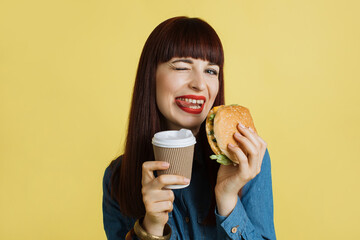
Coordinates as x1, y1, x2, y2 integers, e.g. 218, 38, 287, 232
1, 0, 359, 239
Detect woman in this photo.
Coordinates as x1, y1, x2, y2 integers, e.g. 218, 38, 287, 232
103, 16, 276, 240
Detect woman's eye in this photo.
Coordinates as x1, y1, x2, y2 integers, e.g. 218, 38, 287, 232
175, 67, 189, 70
206, 69, 218, 76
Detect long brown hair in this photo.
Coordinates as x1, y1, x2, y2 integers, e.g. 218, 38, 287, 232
109, 16, 225, 224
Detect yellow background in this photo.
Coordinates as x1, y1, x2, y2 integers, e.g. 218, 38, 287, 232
1, 0, 359, 239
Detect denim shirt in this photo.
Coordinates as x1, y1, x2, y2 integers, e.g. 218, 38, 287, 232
103, 146, 276, 240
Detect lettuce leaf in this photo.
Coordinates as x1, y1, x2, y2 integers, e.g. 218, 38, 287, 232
209, 113, 215, 121
210, 154, 232, 165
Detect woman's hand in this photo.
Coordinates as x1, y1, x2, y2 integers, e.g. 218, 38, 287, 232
215, 123, 267, 216
141, 161, 190, 236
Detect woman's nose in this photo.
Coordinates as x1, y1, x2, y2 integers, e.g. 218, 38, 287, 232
189, 70, 206, 91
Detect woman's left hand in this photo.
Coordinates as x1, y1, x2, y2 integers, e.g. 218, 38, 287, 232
214, 123, 267, 216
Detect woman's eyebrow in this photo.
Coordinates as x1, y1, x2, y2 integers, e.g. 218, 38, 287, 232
171, 59, 193, 64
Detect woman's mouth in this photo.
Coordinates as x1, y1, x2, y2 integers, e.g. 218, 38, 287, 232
175, 95, 206, 114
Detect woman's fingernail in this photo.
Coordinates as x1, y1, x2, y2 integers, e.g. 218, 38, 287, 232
162, 162, 170, 167
249, 127, 254, 133
234, 132, 241, 138
184, 178, 190, 183
238, 123, 245, 128
228, 143, 235, 147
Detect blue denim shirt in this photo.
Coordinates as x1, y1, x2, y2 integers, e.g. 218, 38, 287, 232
103, 146, 276, 239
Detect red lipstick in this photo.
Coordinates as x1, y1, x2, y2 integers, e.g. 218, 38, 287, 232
175, 95, 206, 114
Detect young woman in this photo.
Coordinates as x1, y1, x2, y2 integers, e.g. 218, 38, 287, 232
103, 16, 276, 240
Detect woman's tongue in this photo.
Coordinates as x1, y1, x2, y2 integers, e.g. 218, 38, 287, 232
175, 98, 200, 108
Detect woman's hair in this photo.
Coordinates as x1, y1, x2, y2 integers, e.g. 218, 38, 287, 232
109, 16, 225, 224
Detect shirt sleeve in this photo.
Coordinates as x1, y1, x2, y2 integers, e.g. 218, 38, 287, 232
102, 165, 138, 240
215, 148, 276, 240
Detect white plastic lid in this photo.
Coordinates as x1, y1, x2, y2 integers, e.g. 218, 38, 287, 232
152, 129, 196, 148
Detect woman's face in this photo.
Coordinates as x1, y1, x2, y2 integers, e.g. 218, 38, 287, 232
156, 57, 220, 134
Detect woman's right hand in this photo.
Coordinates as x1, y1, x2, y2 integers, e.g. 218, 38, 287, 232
141, 161, 190, 236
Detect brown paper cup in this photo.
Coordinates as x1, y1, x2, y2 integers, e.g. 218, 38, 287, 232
153, 144, 195, 189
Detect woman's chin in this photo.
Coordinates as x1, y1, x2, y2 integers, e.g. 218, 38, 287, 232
165, 107, 208, 132
174, 118, 205, 132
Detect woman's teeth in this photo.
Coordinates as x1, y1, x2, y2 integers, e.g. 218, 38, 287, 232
179, 98, 204, 104
188, 105, 201, 109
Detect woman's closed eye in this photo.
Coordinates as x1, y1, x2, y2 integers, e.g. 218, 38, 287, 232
174, 67, 190, 71
169, 62, 190, 71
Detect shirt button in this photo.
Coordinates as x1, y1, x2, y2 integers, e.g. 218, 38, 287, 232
231, 227, 237, 233
185, 217, 190, 223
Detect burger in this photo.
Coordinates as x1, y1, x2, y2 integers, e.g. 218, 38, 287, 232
205, 104, 257, 165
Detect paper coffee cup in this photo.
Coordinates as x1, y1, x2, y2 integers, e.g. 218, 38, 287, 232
152, 129, 196, 189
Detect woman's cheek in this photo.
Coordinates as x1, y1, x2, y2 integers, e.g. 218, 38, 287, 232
209, 83, 219, 105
